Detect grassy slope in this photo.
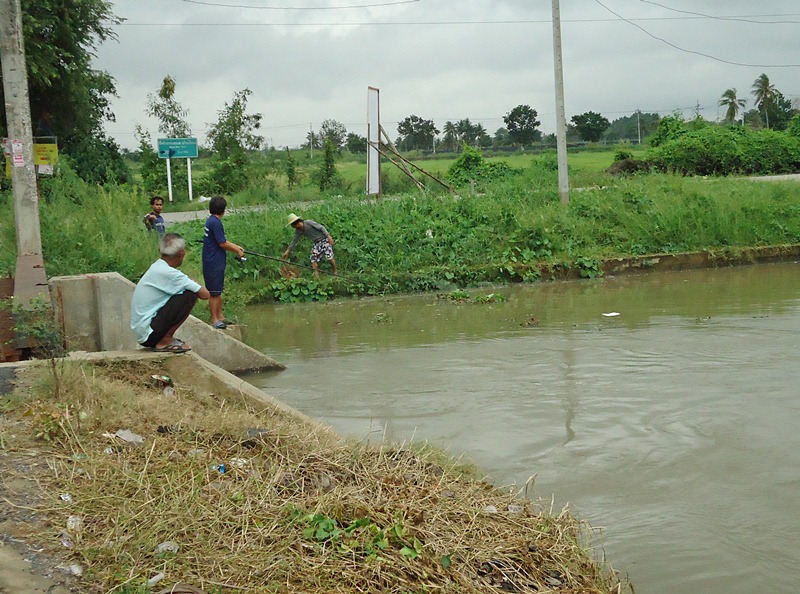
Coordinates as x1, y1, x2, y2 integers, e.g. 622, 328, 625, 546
0, 359, 627, 593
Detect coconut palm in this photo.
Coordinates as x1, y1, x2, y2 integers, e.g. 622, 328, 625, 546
751, 73, 776, 128
442, 121, 458, 151
718, 88, 746, 123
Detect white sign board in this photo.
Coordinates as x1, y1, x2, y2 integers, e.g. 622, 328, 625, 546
366, 87, 381, 196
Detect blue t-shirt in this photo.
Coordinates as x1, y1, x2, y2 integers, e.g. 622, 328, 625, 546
202, 215, 227, 271
144, 213, 166, 236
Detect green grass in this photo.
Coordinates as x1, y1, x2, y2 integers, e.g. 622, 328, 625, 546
2, 146, 798, 306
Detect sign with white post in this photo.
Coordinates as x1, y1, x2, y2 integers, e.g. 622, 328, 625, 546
157, 138, 198, 202
366, 87, 381, 195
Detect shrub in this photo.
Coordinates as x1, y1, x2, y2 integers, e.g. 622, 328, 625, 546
447, 144, 514, 186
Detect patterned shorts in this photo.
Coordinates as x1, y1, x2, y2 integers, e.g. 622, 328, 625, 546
310, 239, 334, 263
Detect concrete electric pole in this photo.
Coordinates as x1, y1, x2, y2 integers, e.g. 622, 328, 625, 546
0, 0, 42, 257
1, 0, 48, 311
551, 0, 570, 205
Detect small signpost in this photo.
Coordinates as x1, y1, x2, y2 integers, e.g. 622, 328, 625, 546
3, 137, 59, 177
157, 138, 198, 202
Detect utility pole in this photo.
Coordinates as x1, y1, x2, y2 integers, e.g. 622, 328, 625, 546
551, 0, 569, 205
0, 0, 42, 256
637, 109, 642, 145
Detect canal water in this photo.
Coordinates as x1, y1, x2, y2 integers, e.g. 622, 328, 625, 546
241, 262, 800, 594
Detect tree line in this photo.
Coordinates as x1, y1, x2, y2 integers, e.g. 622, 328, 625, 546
1, 1, 798, 191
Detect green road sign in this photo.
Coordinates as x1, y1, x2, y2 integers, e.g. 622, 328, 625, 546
157, 137, 198, 159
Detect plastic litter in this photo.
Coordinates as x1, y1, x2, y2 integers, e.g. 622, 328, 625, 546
147, 572, 166, 587
151, 375, 176, 396
210, 464, 226, 474
246, 428, 271, 438
67, 564, 83, 576
66, 515, 82, 532
114, 429, 144, 446
60, 493, 73, 503
151, 374, 173, 387
155, 541, 180, 554
602, 312, 620, 317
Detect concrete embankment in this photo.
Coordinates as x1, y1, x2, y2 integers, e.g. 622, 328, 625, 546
49, 271, 282, 374
526, 243, 800, 281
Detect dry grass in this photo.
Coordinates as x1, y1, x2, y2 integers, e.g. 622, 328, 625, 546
1, 359, 628, 594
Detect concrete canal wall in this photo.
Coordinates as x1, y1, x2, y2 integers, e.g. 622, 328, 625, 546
48, 272, 283, 374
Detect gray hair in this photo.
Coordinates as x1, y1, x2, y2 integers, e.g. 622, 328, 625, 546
160, 232, 186, 257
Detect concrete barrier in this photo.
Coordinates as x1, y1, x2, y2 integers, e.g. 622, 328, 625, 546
49, 272, 284, 374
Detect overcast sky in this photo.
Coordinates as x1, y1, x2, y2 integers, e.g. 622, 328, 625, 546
92, 0, 800, 150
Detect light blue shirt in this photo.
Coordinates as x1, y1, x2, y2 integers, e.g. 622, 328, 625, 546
130, 258, 201, 344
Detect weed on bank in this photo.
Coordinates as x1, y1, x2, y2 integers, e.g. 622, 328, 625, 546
2, 155, 799, 305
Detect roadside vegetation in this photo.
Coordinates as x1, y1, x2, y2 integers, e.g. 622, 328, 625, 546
1, 358, 628, 593
3, 117, 800, 312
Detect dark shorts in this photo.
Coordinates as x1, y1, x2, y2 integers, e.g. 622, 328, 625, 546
141, 291, 198, 348
203, 265, 226, 296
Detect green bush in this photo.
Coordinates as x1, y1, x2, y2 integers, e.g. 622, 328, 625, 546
738, 130, 800, 174
447, 144, 515, 186
648, 125, 800, 176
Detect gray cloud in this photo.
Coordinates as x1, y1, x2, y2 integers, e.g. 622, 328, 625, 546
94, 0, 800, 149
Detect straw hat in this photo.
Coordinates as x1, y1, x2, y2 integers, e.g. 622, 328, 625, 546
287, 213, 302, 226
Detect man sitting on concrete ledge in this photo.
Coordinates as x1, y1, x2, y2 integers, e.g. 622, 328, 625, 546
131, 233, 210, 353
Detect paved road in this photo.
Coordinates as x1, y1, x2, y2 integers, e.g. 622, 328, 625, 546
160, 204, 267, 224
746, 173, 800, 182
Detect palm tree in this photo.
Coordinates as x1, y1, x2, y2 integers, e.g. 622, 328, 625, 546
718, 88, 746, 123
751, 73, 776, 128
442, 121, 457, 151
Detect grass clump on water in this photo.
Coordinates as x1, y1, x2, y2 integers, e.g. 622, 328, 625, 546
2, 359, 628, 594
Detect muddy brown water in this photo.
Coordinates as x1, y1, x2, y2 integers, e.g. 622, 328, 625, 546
241, 262, 800, 594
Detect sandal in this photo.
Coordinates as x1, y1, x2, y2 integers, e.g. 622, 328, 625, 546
152, 342, 191, 353
212, 321, 227, 330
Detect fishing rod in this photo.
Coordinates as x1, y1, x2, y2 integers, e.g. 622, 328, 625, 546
242, 249, 353, 280
193, 239, 354, 280
191, 240, 347, 279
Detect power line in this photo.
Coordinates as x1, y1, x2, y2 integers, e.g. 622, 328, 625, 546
177, 0, 419, 9
592, 0, 800, 68
638, 1, 800, 24
116, 13, 800, 26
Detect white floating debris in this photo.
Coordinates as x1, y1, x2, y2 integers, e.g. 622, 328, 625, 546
602, 312, 620, 317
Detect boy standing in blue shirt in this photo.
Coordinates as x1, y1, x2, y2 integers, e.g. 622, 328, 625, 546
202, 196, 244, 329
143, 196, 166, 237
